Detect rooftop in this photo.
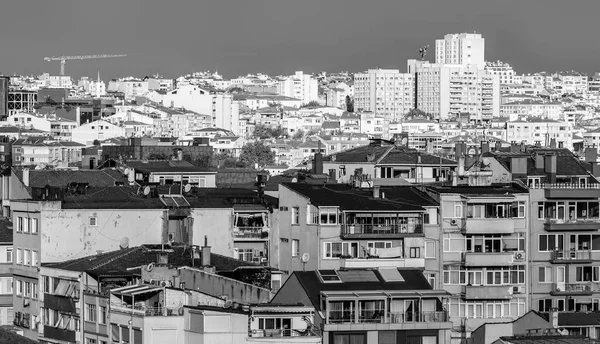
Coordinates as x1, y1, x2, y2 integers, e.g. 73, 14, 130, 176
0, 219, 12, 244
13, 168, 127, 189
125, 160, 216, 174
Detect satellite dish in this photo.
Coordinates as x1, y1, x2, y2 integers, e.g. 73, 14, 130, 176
146, 263, 155, 272
184, 184, 192, 193
143, 186, 151, 196
119, 237, 130, 249
222, 300, 233, 309
291, 178, 298, 183
123, 168, 130, 176
301, 253, 310, 263
482, 158, 490, 166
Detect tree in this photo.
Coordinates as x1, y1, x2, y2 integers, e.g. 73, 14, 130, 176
292, 129, 305, 140
301, 100, 321, 108
239, 141, 275, 168
92, 139, 101, 146
345, 95, 354, 112
252, 124, 286, 139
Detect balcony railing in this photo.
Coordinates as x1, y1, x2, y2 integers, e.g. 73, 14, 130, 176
551, 283, 594, 295
550, 250, 592, 263
327, 311, 448, 324
544, 219, 600, 231
249, 329, 320, 338
342, 224, 423, 237
233, 227, 269, 239
110, 303, 182, 317
531, 183, 600, 189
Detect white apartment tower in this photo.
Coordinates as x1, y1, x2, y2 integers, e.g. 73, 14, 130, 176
435, 33, 485, 69
277, 71, 319, 105
353, 69, 415, 121
485, 61, 516, 85
408, 60, 500, 121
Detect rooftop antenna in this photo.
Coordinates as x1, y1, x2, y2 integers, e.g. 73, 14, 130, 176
419, 45, 429, 61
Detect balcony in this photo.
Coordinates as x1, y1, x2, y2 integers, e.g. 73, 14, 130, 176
550, 283, 594, 296
463, 252, 518, 266
463, 285, 513, 300
341, 224, 423, 239
463, 218, 515, 234
249, 329, 321, 338
534, 183, 600, 198
43, 326, 76, 342
550, 250, 592, 264
110, 303, 183, 317
544, 219, 600, 231
233, 227, 269, 240
327, 310, 448, 324
341, 257, 424, 269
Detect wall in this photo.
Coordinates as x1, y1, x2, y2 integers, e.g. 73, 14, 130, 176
322, 161, 376, 183
184, 308, 248, 344
190, 208, 234, 257
270, 274, 322, 325
177, 267, 272, 304
39, 206, 166, 262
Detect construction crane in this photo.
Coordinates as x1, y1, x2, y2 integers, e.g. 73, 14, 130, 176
43, 54, 127, 76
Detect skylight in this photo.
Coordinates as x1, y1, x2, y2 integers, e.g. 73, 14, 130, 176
337, 270, 379, 283
318, 269, 341, 283
378, 268, 405, 282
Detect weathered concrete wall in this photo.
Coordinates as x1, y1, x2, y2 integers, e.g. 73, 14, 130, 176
41, 207, 166, 262
177, 267, 271, 304
190, 208, 234, 257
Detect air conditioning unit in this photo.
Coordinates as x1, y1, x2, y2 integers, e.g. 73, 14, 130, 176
279, 206, 289, 211
514, 252, 524, 260
149, 279, 157, 285
450, 219, 457, 226
512, 286, 524, 294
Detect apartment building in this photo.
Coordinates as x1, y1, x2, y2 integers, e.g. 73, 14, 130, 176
426, 184, 530, 342
485, 61, 516, 85
435, 33, 486, 69
408, 61, 500, 121
325, 82, 353, 109
70, 119, 125, 146
11, 138, 85, 167
277, 182, 440, 282
144, 76, 174, 92
272, 268, 453, 344
107, 78, 149, 101
505, 119, 573, 150
0, 219, 12, 325
353, 69, 415, 120
277, 71, 319, 105
500, 100, 563, 120
322, 139, 456, 184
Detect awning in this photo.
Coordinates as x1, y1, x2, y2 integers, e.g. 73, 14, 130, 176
234, 204, 267, 212
54, 280, 79, 298
110, 284, 162, 297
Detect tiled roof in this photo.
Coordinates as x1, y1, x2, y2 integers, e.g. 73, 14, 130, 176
0, 327, 39, 344
281, 183, 425, 211
289, 269, 433, 310
500, 335, 600, 344
43, 244, 260, 276
428, 184, 529, 195
323, 144, 393, 163
61, 186, 165, 209
0, 219, 12, 244
321, 121, 340, 129
379, 149, 456, 166
485, 149, 592, 177
13, 168, 127, 188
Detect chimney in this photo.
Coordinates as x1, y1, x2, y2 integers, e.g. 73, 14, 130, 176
510, 157, 527, 177
426, 139, 434, 154
176, 149, 183, 161
520, 141, 526, 153
545, 154, 557, 183
585, 147, 598, 163
201, 235, 211, 267
494, 141, 502, 152
157, 251, 169, 265
510, 141, 520, 153
455, 141, 465, 159
373, 185, 380, 198
550, 138, 557, 149
592, 163, 600, 178
313, 152, 323, 174
480, 141, 490, 154
458, 156, 465, 176
23, 168, 30, 187
550, 308, 559, 329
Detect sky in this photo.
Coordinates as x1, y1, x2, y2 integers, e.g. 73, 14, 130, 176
1, 0, 599, 80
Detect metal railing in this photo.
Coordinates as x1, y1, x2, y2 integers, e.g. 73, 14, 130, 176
327, 310, 448, 324
110, 303, 182, 317
552, 283, 593, 293
233, 227, 269, 239
546, 218, 600, 225
550, 250, 592, 261
248, 329, 320, 337
530, 183, 600, 189
342, 224, 423, 236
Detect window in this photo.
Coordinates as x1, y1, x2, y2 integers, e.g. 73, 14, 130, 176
31, 251, 37, 267
42, 276, 50, 293
291, 207, 299, 225
367, 241, 392, 249
89, 217, 98, 226
306, 205, 319, 224
539, 267, 552, 283
426, 273, 436, 287
99, 306, 107, 325
454, 202, 463, 218
576, 266, 599, 282
539, 234, 564, 251
86, 338, 97, 344
86, 303, 97, 322
6, 248, 12, 263
539, 299, 552, 312
323, 242, 359, 258
16, 249, 23, 265
24, 282, 31, 297
319, 207, 339, 225
425, 241, 436, 258
17, 217, 23, 232
236, 248, 253, 262
32, 283, 38, 299
30, 218, 38, 233
409, 247, 420, 258
24, 250, 31, 266
291, 239, 299, 256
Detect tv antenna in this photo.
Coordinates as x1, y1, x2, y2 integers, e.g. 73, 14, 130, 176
419, 45, 429, 61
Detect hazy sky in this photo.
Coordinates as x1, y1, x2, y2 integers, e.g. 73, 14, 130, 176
1, 0, 599, 80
